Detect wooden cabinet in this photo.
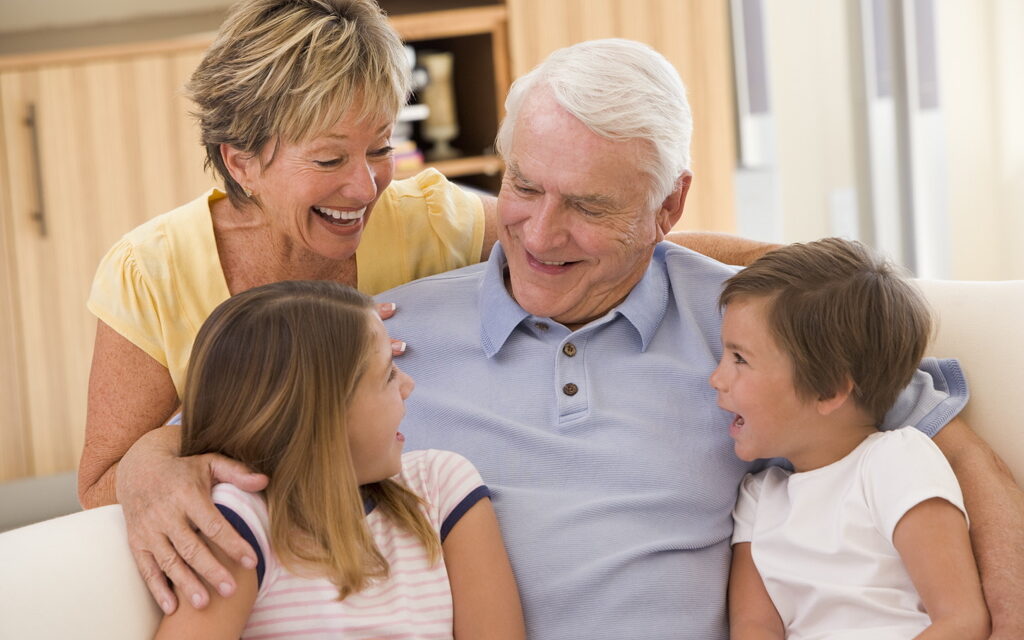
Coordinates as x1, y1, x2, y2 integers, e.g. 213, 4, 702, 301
0, 46, 211, 481
0, 5, 512, 482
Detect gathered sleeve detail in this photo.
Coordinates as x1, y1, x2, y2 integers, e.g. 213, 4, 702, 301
357, 169, 485, 295
87, 236, 170, 368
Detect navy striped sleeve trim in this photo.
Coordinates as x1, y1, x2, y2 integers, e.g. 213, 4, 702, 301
440, 486, 491, 542
216, 504, 266, 588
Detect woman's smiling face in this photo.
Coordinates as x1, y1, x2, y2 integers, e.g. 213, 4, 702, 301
241, 108, 395, 262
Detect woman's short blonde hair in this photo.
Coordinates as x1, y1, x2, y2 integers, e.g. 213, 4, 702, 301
187, 0, 410, 204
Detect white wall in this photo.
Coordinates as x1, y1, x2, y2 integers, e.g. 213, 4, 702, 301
757, 0, 1022, 280
761, 1, 860, 244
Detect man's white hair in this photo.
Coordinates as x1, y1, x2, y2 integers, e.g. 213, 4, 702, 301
495, 38, 692, 211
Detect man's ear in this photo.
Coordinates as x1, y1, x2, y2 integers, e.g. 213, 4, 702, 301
220, 143, 258, 190
816, 377, 855, 416
655, 171, 692, 239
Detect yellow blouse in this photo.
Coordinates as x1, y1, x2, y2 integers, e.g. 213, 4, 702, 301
87, 169, 484, 395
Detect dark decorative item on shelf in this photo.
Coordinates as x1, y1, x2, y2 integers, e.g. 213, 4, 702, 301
418, 50, 460, 161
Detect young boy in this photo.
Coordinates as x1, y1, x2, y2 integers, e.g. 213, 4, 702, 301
711, 238, 989, 639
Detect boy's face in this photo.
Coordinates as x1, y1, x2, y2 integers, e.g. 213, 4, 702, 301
710, 297, 821, 464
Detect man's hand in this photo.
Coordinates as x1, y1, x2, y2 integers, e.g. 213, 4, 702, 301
116, 425, 267, 614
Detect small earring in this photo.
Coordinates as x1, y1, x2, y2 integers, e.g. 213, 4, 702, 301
243, 186, 253, 198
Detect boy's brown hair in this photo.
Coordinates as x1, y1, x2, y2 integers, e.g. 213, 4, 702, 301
719, 237, 932, 425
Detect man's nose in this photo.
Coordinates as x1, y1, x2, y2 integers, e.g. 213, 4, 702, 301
523, 197, 566, 251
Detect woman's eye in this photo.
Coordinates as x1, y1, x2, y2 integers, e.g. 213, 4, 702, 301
370, 145, 395, 158
314, 158, 343, 168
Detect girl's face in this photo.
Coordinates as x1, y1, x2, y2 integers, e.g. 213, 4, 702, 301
709, 297, 820, 465
347, 315, 414, 485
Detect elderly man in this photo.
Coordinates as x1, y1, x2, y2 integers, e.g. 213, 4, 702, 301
116, 39, 1021, 639
378, 39, 1023, 639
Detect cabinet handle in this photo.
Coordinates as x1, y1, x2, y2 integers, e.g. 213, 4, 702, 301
24, 103, 48, 237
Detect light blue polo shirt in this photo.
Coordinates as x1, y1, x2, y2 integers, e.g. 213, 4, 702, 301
381, 242, 967, 640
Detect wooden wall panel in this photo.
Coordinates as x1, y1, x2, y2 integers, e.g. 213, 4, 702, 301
0, 72, 33, 482
506, 0, 737, 232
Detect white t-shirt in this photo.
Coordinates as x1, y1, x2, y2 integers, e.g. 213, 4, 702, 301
732, 428, 966, 640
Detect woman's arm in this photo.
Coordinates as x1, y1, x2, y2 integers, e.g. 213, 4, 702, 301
666, 231, 780, 266
933, 417, 1024, 638
79, 320, 181, 507
442, 497, 525, 639
893, 498, 990, 639
80, 321, 266, 614
479, 194, 498, 261
728, 542, 785, 640
153, 533, 259, 640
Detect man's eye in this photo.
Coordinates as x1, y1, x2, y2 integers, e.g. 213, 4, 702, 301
574, 203, 599, 217
514, 183, 538, 195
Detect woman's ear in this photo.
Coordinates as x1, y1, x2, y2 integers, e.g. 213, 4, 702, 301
655, 172, 692, 240
220, 143, 258, 191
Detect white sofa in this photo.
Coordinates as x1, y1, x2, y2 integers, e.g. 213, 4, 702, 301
0, 278, 1020, 639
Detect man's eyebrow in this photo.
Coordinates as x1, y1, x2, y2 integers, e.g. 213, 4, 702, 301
505, 161, 537, 187
507, 161, 616, 208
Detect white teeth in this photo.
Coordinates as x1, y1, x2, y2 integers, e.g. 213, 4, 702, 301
538, 259, 567, 266
315, 206, 365, 220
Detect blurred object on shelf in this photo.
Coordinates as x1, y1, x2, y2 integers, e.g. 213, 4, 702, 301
418, 49, 460, 160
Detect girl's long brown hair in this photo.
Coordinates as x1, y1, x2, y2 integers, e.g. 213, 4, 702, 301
181, 280, 439, 598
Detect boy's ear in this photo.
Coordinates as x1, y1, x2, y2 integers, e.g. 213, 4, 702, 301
815, 377, 855, 416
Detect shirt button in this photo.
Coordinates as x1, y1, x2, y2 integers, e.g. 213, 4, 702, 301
562, 342, 577, 357
535, 322, 550, 331
562, 383, 579, 396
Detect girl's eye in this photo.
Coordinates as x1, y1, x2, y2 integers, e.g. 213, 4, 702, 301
387, 365, 398, 383
732, 352, 747, 365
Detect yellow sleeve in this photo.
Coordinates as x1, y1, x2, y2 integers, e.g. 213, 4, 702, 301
357, 169, 485, 295
86, 236, 170, 368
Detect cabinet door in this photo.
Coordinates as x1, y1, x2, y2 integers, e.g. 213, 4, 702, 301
0, 49, 208, 480
505, 0, 737, 233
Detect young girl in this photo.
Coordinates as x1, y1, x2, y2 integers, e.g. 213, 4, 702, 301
154, 280, 525, 639
711, 238, 989, 639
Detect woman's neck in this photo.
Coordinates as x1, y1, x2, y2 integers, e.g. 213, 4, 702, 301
212, 197, 358, 294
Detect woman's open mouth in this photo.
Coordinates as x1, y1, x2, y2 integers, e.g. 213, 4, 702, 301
313, 205, 365, 227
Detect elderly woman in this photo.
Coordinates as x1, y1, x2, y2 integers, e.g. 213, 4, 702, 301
79, 0, 766, 616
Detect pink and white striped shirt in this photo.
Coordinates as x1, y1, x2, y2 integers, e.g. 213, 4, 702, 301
212, 449, 489, 639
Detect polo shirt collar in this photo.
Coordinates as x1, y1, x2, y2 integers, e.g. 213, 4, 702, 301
478, 243, 670, 357
479, 244, 531, 357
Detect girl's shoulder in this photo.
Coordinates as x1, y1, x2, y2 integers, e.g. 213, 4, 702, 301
396, 450, 489, 531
